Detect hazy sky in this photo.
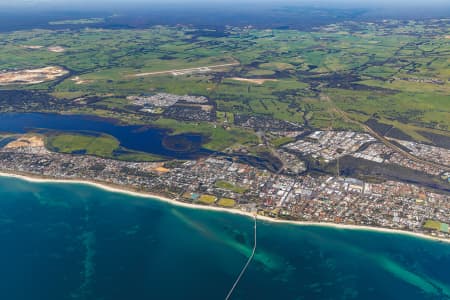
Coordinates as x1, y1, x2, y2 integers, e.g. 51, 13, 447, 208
0, 0, 448, 15
0, 0, 447, 30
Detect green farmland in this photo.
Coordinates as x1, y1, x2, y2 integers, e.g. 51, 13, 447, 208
0, 18, 448, 152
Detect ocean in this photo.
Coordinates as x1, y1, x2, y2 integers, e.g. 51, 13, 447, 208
0, 175, 449, 300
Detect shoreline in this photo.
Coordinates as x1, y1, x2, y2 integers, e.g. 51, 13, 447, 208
0, 170, 449, 244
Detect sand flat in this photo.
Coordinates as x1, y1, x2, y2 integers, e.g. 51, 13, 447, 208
4, 135, 45, 149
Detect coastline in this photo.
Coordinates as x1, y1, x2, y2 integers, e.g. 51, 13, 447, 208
0, 170, 449, 244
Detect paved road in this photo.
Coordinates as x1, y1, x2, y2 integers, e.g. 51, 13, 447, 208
133, 62, 240, 77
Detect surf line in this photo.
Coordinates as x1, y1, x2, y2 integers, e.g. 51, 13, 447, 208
225, 214, 257, 300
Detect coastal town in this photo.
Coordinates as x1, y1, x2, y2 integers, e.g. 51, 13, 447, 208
0, 132, 449, 241
282, 130, 449, 177
1, 7, 449, 299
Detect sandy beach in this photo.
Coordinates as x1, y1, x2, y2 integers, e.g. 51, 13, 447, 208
0, 170, 448, 244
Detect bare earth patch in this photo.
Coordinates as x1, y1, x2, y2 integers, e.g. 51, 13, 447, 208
47, 46, 66, 53
21, 45, 66, 53
141, 162, 170, 173
71, 76, 92, 85
21, 45, 44, 50
230, 77, 278, 85
0, 66, 68, 85
4, 136, 45, 149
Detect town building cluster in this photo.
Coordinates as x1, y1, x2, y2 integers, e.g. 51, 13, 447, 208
127, 93, 208, 107
127, 93, 214, 121
284, 131, 376, 162
391, 138, 450, 166
352, 142, 446, 176
1, 136, 448, 240
234, 114, 303, 132
276, 149, 307, 174
163, 105, 215, 122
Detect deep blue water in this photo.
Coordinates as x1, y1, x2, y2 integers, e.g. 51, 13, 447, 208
0, 112, 211, 159
1, 4, 449, 33
0, 175, 449, 300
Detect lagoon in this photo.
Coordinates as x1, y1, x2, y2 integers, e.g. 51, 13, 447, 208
0, 112, 211, 159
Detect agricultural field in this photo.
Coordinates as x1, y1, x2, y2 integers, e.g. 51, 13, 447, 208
0, 18, 448, 155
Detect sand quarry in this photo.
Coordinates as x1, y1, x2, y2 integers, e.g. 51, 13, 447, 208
4, 136, 45, 149
0, 66, 68, 85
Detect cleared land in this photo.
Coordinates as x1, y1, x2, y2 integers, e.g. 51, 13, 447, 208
230, 78, 278, 85
47, 46, 66, 53
0, 66, 68, 85
4, 136, 44, 148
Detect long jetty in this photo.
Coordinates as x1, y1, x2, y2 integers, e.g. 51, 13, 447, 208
225, 215, 257, 300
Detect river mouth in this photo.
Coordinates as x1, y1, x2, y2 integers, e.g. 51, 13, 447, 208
0, 112, 213, 160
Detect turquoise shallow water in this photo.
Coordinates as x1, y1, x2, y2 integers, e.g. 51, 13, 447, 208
0, 176, 449, 300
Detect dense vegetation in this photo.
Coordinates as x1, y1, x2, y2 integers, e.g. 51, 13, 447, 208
46, 132, 164, 161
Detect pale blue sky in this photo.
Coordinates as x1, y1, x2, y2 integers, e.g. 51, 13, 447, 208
2, 0, 449, 5
0, 0, 449, 13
